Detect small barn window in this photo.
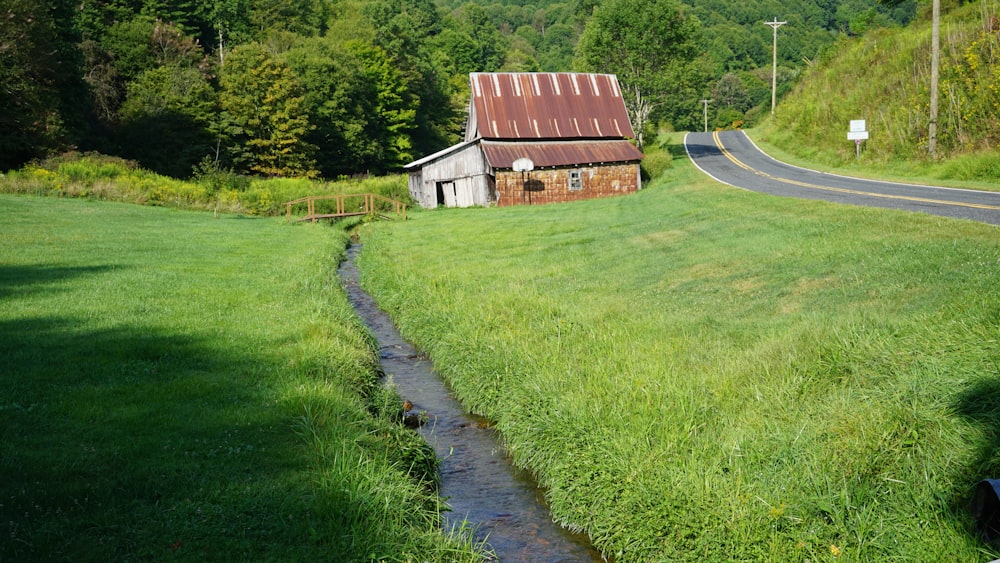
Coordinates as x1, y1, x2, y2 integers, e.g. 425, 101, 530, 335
568, 170, 583, 191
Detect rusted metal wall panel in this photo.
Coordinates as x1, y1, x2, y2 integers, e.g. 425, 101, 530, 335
495, 163, 641, 207
469, 73, 636, 140
481, 140, 642, 169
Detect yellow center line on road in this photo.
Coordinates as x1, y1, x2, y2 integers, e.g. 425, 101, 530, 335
711, 131, 1000, 211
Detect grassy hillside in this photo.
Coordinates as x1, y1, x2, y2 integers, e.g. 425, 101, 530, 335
357, 152, 1000, 561
761, 0, 1000, 184
0, 195, 480, 561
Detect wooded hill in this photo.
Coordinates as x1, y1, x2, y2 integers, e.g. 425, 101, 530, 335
0, 0, 949, 180
766, 0, 1000, 179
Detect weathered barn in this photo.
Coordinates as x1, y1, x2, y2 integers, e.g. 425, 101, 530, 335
405, 72, 644, 208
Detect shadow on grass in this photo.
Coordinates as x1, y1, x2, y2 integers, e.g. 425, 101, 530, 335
666, 140, 689, 160
0, 264, 117, 299
0, 311, 310, 560
952, 377, 1000, 547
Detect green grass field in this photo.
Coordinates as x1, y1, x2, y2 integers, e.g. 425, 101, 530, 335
0, 195, 480, 561
357, 153, 1000, 561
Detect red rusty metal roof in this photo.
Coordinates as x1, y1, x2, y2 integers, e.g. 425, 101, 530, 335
481, 140, 643, 170
468, 73, 636, 141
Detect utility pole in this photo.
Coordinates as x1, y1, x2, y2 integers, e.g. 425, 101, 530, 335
700, 99, 711, 132
928, 0, 940, 159
764, 18, 787, 116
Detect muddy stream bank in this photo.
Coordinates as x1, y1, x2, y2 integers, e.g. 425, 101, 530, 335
339, 245, 602, 562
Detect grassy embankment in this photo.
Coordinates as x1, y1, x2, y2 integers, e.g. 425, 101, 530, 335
0, 151, 412, 215
758, 0, 1000, 190
0, 195, 482, 561
357, 150, 1000, 561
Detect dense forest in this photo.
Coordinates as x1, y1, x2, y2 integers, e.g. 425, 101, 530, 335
2, 0, 916, 178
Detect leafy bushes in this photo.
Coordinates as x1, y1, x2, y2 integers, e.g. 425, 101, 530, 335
640, 144, 673, 181
939, 151, 1000, 182
0, 152, 413, 215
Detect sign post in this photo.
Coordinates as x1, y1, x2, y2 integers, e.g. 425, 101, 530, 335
847, 120, 869, 161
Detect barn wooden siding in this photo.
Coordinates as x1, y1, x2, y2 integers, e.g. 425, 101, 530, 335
494, 163, 641, 207
407, 142, 495, 208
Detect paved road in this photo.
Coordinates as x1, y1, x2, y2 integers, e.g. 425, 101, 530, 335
685, 130, 1000, 226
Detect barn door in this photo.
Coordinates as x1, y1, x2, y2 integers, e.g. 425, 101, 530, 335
435, 181, 446, 207
435, 181, 455, 207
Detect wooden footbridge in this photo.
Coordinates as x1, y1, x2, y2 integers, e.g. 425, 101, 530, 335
284, 193, 407, 223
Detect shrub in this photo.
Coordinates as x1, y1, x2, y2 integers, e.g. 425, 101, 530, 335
640, 147, 673, 181
939, 151, 1000, 182
192, 157, 252, 193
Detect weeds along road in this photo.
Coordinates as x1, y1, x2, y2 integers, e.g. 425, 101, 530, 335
685, 130, 1000, 226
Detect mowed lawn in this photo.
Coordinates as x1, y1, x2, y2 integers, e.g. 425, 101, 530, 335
0, 195, 479, 561
357, 157, 1000, 561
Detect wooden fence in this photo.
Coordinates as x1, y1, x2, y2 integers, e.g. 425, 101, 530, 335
284, 193, 407, 223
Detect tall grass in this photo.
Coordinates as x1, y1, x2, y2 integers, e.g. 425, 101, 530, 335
357, 153, 1000, 561
0, 152, 412, 215
0, 195, 482, 561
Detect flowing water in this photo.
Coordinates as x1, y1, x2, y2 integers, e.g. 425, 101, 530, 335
339, 245, 603, 562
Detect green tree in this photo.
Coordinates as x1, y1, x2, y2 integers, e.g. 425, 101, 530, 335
284, 38, 418, 176
713, 72, 752, 113
538, 22, 577, 71
502, 35, 541, 72
0, 0, 85, 169
83, 16, 158, 127
429, 28, 483, 75
199, 0, 254, 60
249, 0, 330, 37
575, 0, 702, 148
354, 44, 418, 170
102, 17, 159, 84
218, 44, 318, 177
117, 64, 217, 177
86, 17, 207, 131
453, 3, 507, 72
363, 0, 442, 57
75, 0, 138, 39
364, 0, 463, 158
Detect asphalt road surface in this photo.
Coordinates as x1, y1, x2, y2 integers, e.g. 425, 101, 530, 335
685, 130, 1000, 227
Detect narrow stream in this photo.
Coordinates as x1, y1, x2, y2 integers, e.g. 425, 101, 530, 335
339, 245, 603, 562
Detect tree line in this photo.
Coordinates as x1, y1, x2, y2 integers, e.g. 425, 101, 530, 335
1, 0, 914, 178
